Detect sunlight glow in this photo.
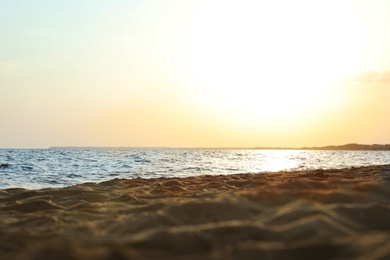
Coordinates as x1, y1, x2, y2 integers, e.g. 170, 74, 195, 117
1, 0, 390, 148
257, 150, 302, 172
188, 0, 366, 123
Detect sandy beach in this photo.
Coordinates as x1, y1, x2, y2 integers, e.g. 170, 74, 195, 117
1, 165, 390, 259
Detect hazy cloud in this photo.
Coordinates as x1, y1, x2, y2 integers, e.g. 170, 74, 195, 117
345, 70, 390, 85
0, 62, 19, 72
26, 28, 51, 36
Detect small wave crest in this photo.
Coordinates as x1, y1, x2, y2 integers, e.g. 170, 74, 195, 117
21, 166, 34, 171
134, 159, 151, 163
0, 163, 11, 169
183, 167, 211, 172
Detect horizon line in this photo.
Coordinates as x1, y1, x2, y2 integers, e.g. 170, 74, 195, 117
1, 143, 390, 150
21, 143, 390, 150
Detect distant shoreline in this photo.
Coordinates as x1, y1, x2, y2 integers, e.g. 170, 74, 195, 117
256, 143, 390, 150
48, 143, 390, 151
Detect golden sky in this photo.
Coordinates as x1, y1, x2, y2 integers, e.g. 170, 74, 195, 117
1, 0, 390, 148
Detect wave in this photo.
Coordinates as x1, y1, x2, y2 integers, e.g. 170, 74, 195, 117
1, 149, 390, 189
0, 163, 11, 169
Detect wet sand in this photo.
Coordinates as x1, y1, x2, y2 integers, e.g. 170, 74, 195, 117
1, 165, 390, 259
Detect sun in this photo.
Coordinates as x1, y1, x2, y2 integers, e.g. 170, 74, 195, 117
187, 0, 365, 125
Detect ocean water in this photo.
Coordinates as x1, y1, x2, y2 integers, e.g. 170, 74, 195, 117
0, 148, 389, 189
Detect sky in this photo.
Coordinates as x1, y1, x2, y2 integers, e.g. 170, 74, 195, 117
1, 0, 390, 148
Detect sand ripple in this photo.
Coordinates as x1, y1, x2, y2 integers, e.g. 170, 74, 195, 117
1, 165, 390, 259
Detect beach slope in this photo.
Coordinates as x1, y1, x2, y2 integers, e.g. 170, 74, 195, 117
1, 165, 390, 259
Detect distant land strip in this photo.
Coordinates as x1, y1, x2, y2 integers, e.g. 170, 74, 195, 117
299, 143, 390, 150
49, 143, 390, 150
255, 143, 390, 150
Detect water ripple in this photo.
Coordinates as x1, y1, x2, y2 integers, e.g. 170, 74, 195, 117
0, 149, 390, 189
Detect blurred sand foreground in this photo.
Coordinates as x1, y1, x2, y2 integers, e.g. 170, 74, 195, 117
1, 165, 390, 260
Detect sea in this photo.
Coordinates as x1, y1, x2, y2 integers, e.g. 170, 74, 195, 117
0, 148, 390, 190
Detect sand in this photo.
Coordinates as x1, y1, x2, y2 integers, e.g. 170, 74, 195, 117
1, 165, 390, 259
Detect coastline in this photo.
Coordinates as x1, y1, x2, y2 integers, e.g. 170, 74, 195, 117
1, 164, 390, 259
48, 143, 390, 150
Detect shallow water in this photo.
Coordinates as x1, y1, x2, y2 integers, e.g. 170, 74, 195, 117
0, 148, 389, 189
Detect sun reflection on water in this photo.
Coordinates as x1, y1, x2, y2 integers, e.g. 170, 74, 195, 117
252, 150, 303, 172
